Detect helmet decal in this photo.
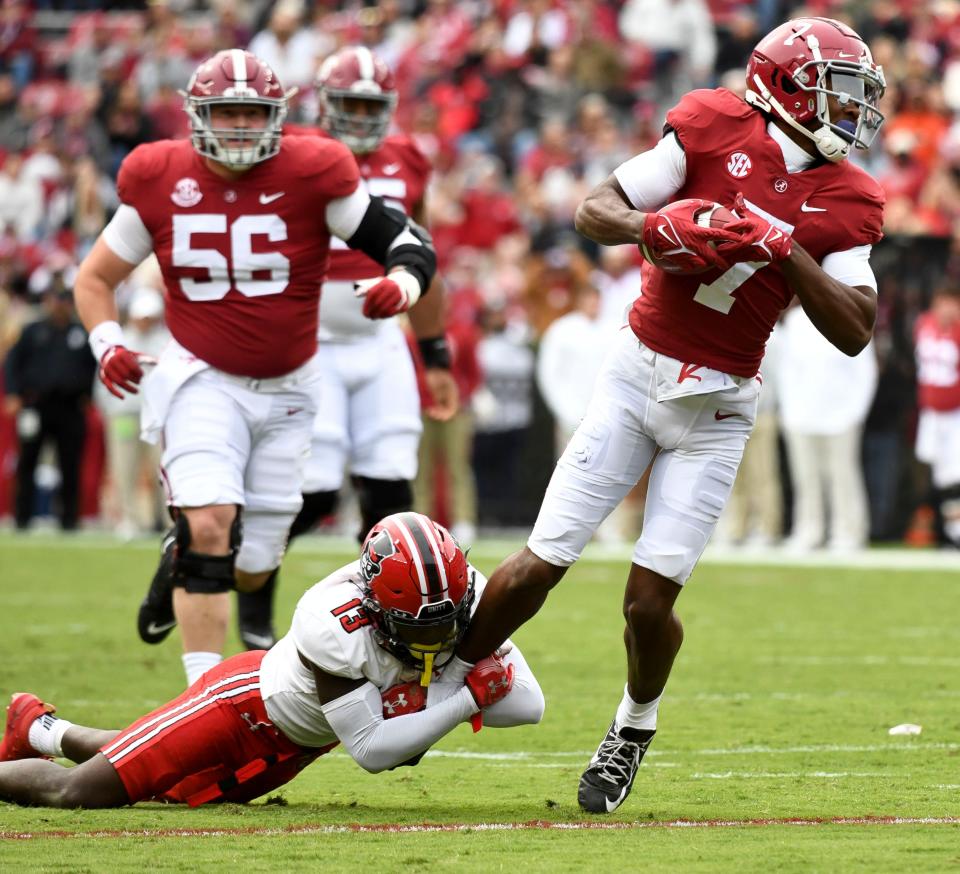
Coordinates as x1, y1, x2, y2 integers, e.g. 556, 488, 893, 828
360, 528, 396, 581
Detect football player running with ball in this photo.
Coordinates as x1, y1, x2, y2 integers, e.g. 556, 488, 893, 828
236, 46, 459, 651
450, 17, 886, 813
73, 50, 439, 688
0, 514, 543, 808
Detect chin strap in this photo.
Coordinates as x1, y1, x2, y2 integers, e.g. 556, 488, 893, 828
747, 73, 849, 163
419, 650, 436, 686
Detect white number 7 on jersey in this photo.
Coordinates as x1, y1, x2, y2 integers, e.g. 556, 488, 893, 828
693, 261, 766, 314
693, 200, 793, 314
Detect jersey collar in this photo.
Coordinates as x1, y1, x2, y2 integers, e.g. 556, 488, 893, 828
766, 121, 816, 174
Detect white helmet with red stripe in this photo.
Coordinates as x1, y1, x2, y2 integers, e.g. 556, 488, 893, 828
182, 48, 294, 170
359, 512, 474, 682
315, 45, 397, 154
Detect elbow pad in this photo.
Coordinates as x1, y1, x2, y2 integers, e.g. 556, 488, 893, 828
346, 196, 438, 294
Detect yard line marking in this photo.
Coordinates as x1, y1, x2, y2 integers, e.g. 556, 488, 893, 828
4, 817, 960, 840
690, 771, 891, 780
756, 655, 960, 667
420, 742, 959, 762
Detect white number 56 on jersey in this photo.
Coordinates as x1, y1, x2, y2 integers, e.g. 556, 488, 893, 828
172, 214, 289, 300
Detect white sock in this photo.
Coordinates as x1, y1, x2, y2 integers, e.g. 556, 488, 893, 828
615, 684, 661, 732
182, 651, 222, 686
27, 713, 74, 758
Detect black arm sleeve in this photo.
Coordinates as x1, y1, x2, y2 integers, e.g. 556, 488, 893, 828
345, 196, 438, 294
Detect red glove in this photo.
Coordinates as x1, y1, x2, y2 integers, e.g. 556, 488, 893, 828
640, 202, 739, 274
99, 346, 144, 399
381, 681, 427, 719
465, 654, 515, 709
355, 269, 422, 319
718, 193, 793, 264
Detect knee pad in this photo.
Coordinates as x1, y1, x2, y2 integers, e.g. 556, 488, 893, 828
172, 511, 241, 594
352, 476, 413, 543
288, 490, 339, 541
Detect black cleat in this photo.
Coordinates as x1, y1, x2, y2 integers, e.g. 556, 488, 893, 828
137, 531, 177, 644
577, 721, 656, 813
237, 568, 277, 651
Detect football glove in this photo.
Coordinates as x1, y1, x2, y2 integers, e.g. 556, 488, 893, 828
99, 345, 145, 399
465, 654, 514, 709
718, 193, 793, 264
381, 681, 427, 719
640, 202, 739, 273
355, 269, 422, 319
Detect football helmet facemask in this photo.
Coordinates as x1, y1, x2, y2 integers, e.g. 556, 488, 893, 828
316, 46, 397, 154
359, 512, 474, 685
744, 17, 885, 162
182, 49, 295, 170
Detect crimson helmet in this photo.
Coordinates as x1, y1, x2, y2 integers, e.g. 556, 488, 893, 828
182, 49, 293, 170
359, 512, 474, 681
316, 46, 397, 154
744, 17, 885, 162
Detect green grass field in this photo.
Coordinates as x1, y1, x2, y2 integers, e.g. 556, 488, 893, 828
1, 534, 958, 872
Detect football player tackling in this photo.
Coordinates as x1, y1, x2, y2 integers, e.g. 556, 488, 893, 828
0, 514, 543, 808
73, 50, 438, 688
451, 17, 886, 813
236, 46, 460, 651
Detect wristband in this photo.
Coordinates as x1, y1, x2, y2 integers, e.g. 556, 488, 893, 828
418, 336, 452, 370
89, 320, 125, 363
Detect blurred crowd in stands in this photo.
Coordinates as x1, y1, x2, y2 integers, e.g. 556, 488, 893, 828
1, 0, 958, 550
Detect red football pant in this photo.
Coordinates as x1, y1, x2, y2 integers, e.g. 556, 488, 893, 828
99, 650, 333, 805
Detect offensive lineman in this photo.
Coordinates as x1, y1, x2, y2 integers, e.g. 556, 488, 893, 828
451, 17, 887, 812
73, 50, 438, 687
237, 46, 459, 650
0, 513, 543, 808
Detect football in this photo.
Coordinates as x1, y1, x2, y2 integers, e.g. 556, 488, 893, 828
639, 198, 737, 275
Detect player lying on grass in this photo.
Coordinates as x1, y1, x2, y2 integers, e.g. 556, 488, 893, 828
0, 513, 543, 808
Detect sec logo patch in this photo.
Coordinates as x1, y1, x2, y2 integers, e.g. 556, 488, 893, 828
726, 151, 753, 179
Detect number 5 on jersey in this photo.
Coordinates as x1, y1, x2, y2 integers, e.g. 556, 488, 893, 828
172, 213, 290, 301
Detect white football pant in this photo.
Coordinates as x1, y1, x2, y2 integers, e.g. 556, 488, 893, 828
528, 329, 760, 584
160, 360, 319, 574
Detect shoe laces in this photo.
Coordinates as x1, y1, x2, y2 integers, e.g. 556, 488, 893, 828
590, 733, 639, 786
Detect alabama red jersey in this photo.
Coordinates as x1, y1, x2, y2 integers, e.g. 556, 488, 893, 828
116, 136, 359, 377
915, 311, 960, 411
326, 132, 430, 280
628, 89, 885, 377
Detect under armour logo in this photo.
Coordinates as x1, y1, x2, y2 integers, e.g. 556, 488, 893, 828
485, 675, 512, 694
383, 692, 409, 716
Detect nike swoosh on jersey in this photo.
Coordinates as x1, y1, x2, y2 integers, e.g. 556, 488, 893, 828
382, 163, 402, 175
146, 620, 177, 636
715, 410, 739, 420
259, 192, 285, 204
800, 201, 827, 213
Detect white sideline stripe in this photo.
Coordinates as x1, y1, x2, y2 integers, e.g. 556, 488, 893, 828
3, 532, 959, 572
6, 818, 960, 839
